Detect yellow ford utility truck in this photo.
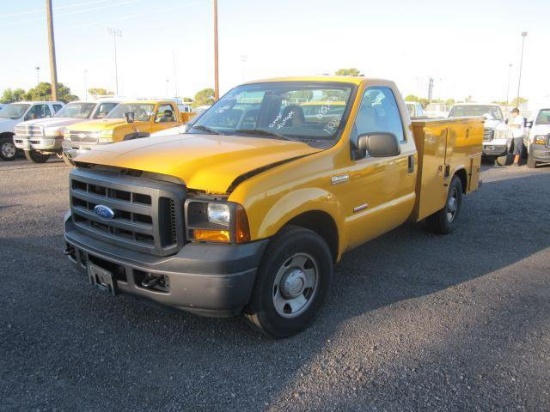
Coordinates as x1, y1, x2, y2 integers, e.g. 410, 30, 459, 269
63, 77, 483, 338
62, 100, 191, 163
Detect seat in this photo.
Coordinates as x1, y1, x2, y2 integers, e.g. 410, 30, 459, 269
281, 105, 305, 126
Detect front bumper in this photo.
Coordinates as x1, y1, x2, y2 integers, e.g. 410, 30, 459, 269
64, 214, 268, 317
62, 140, 95, 161
482, 142, 508, 156
530, 144, 550, 163
14, 135, 63, 152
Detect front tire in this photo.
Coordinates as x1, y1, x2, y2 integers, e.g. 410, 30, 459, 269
526, 150, 536, 168
24, 150, 50, 163
426, 176, 463, 234
0, 136, 17, 161
245, 225, 333, 338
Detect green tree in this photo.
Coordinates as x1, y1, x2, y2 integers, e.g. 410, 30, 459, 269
88, 88, 114, 98
0, 88, 26, 103
192, 88, 215, 107
335, 68, 363, 76
25, 82, 79, 102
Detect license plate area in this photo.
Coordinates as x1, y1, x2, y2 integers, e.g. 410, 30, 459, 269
87, 262, 118, 295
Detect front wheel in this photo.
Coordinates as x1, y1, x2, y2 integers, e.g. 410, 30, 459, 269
245, 225, 333, 339
0, 136, 17, 161
24, 150, 50, 163
526, 150, 536, 168
426, 176, 463, 234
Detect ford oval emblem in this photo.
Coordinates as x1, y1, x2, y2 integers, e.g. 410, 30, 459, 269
94, 205, 115, 220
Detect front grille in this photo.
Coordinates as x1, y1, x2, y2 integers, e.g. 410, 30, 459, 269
69, 168, 186, 257
15, 125, 42, 137
483, 128, 494, 142
68, 131, 98, 144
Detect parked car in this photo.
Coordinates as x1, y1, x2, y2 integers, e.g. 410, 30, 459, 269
448, 103, 512, 158
0, 101, 65, 160
62, 100, 195, 163
63, 76, 483, 338
13, 100, 120, 163
524, 106, 550, 168
405, 101, 425, 118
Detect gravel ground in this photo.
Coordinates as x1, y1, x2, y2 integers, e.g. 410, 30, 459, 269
1, 157, 549, 412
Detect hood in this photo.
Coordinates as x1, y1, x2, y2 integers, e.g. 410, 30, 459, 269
67, 118, 127, 132
74, 134, 321, 193
0, 118, 17, 131
484, 119, 503, 130
18, 117, 85, 128
531, 124, 550, 137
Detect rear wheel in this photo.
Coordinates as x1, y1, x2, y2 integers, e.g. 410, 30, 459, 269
426, 176, 463, 234
24, 150, 50, 163
0, 136, 17, 161
245, 225, 333, 338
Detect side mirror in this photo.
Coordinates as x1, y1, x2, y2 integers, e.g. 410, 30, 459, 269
526, 120, 533, 128
356, 132, 400, 157
125, 112, 135, 123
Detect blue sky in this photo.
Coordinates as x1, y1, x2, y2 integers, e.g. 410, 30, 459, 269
1, 0, 548, 106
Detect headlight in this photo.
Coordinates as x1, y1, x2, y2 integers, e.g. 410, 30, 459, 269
95, 129, 114, 143
44, 127, 62, 137
186, 199, 250, 244
494, 129, 507, 139
533, 135, 547, 145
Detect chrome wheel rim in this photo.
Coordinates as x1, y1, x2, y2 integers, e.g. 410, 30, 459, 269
446, 186, 459, 222
1, 142, 16, 158
272, 252, 318, 318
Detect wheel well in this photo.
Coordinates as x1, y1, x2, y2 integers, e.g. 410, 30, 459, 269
0, 132, 14, 139
454, 168, 468, 193
287, 211, 339, 263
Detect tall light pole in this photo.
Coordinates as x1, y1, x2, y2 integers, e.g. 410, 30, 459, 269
213, 0, 219, 100
516, 31, 528, 106
36, 66, 40, 85
107, 27, 122, 95
505, 63, 512, 109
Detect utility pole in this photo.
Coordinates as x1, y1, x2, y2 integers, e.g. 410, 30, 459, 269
213, 0, 219, 100
46, 0, 58, 101
516, 31, 528, 106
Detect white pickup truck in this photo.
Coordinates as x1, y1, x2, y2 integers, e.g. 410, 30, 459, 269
0, 101, 65, 161
14, 100, 120, 163
448, 103, 512, 158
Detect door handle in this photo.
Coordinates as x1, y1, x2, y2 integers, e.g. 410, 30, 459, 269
408, 155, 414, 173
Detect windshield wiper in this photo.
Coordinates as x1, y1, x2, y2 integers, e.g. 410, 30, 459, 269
234, 128, 298, 141
191, 125, 222, 135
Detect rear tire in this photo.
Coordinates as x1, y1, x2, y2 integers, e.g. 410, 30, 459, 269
24, 150, 50, 163
245, 225, 333, 339
426, 176, 463, 234
0, 136, 17, 161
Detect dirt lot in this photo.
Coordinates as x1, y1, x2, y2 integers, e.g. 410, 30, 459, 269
1, 158, 549, 411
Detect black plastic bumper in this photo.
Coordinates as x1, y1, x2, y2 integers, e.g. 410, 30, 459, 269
64, 215, 268, 317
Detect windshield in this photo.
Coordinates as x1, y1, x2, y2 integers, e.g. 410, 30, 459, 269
55, 102, 96, 119
106, 103, 155, 121
189, 81, 354, 147
0, 104, 30, 119
449, 105, 503, 121
535, 109, 550, 125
